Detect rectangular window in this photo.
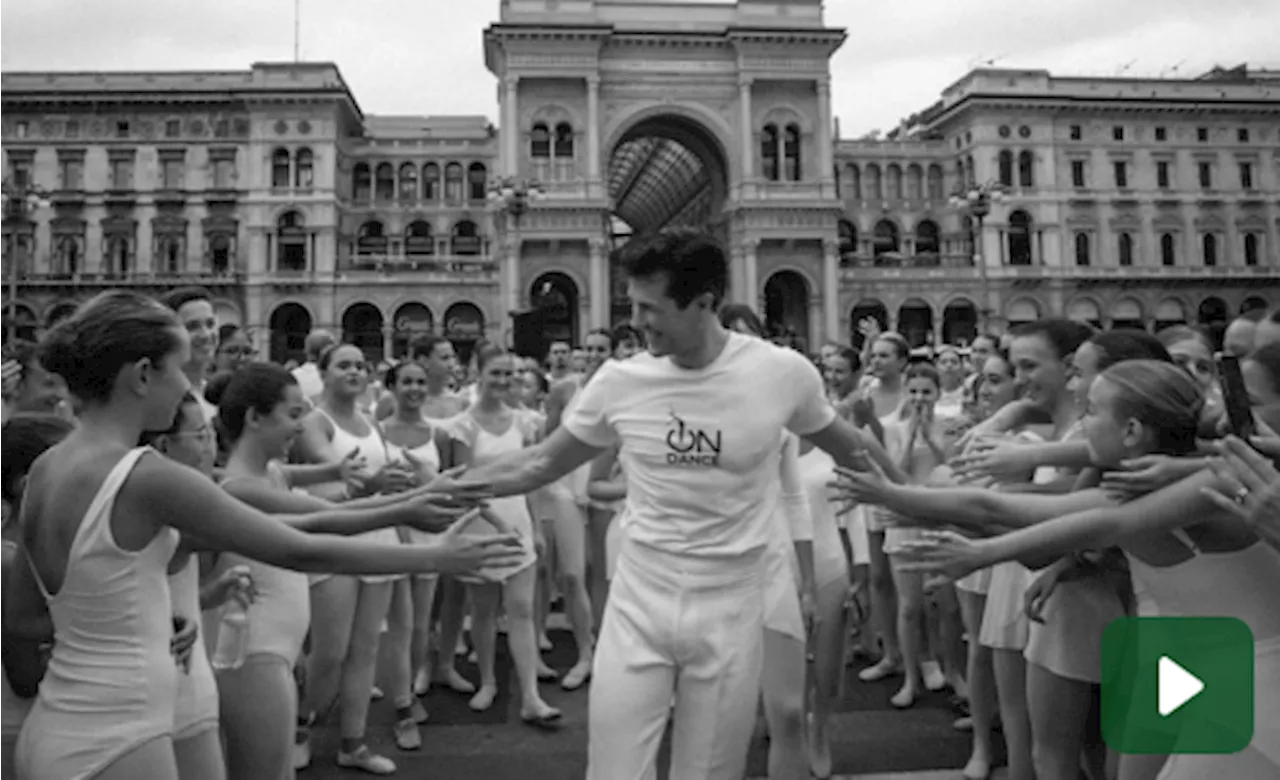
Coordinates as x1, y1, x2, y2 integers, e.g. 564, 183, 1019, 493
213, 159, 236, 189
165, 120, 181, 139
14, 121, 29, 139
65, 121, 79, 139
115, 120, 130, 139
1199, 162, 1212, 189
1071, 160, 1086, 188
109, 158, 134, 189
1238, 127, 1249, 143
161, 158, 183, 189
58, 157, 84, 190
1112, 126, 1124, 141
1157, 161, 1171, 189
214, 120, 229, 138
9, 160, 32, 190
1197, 127, 1209, 142
1070, 125, 1082, 140
1113, 161, 1128, 189
1155, 127, 1167, 141
1240, 162, 1254, 190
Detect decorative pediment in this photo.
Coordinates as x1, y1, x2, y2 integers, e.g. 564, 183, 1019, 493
1152, 210, 1184, 230
202, 214, 238, 233
1109, 210, 1142, 229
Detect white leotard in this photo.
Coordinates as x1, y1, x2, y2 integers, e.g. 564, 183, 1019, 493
451, 411, 538, 582
385, 421, 442, 546
797, 446, 849, 590
17, 448, 180, 780
169, 558, 219, 739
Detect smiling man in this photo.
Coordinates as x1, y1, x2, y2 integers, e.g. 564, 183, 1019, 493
444, 228, 902, 780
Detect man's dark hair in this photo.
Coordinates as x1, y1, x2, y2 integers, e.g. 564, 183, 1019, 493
409, 334, 450, 361
158, 286, 213, 313
615, 228, 728, 309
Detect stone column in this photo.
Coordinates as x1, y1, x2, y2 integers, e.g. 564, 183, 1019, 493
738, 76, 754, 181
588, 237, 607, 328
586, 75, 601, 184
503, 76, 520, 178
816, 78, 833, 189
822, 238, 840, 340
743, 238, 759, 309
503, 234, 521, 322
382, 324, 394, 362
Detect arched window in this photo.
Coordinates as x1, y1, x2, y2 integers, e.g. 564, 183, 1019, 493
1074, 232, 1091, 266
553, 123, 574, 159
865, 164, 882, 200
886, 164, 903, 200
846, 164, 861, 200
294, 148, 314, 188
1018, 150, 1034, 187
451, 220, 480, 256
1202, 233, 1217, 266
276, 211, 307, 272
1244, 233, 1259, 266
1008, 210, 1033, 266
833, 165, 841, 197
271, 148, 291, 189
107, 236, 131, 276
783, 124, 801, 182
1118, 233, 1134, 267
422, 163, 439, 200
210, 234, 232, 273
356, 219, 387, 257
468, 163, 488, 201
998, 150, 1014, 187
398, 163, 418, 201
873, 219, 900, 260
352, 163, 371, 201
915, 220, 940, 255
926, 165, 944, 200
966, 155, 975, 187
1161, 233, 1176, 266
56, 236, 80, 276
374, 163, 394, 201
405, 220, 434, 258
906, 165, 923, 200
838, 219, 857, 260
761, 124, 779, 181
444, 163, 463, 203
531, 123, 551, 158
954, 161, 965, 192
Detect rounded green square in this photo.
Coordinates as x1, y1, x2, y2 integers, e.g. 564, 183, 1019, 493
1101, 617, 1254, 755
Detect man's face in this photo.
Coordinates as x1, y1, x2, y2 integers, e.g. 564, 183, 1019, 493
548, 342, 570, 370
627, 273, 705, 359
176, 299, 217, 366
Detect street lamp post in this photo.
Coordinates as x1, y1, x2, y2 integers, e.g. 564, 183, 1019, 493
2, 177, 50, 345
487, 177, 545, 321
949, 181, 1006, 334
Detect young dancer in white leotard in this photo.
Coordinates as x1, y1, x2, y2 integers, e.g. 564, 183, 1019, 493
450, 347, 561, 725
7, 292, 518, 780
1, 413, 73, 778
379, 360, 456, 750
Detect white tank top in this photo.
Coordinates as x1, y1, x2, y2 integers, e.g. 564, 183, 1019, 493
384, 423, 443, 546
169, 558, 218, 733
315, 407, 398, 548
18, 448, 180, 780
797, 446, 848, 582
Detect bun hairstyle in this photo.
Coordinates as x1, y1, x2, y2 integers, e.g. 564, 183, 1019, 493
1010, 318, 1096, 360
38, 290, 184, 404
1100, 360, 1204, 456
874, 331, 911, 361
138, 391, 201, 447
317, 342, 365, 372
1089, 330, 1173, 369
385, 360, 427, 390
1, 413, 75, 505
206, 363, 297, 442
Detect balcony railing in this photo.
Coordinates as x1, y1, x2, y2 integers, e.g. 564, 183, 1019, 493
839, 260, 1279, 284
14, 269, 243, 285
339, 254, 498, 283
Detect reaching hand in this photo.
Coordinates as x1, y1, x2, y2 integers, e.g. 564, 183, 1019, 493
204, 565, 257, 611
423, 465, 494, 503
1099, 455, 1190, 501
404, 497, 489, 535
335, 447, 367, 486
170, 616, 199, 674
879, 529, 988, 582
949, 438, 1035, 483
1200, 437, 1280, 542
431, 510, 526, 580
1022, 559, 1076, 624
829, 461, 891, 514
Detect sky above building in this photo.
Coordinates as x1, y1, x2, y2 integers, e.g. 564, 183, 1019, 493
3, 0, 1278, 138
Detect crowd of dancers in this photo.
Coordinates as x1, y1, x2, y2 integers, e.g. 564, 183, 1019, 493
1, 227, 1278, 780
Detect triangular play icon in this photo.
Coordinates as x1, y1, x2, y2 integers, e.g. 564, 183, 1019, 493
1158, 655, 1204, 717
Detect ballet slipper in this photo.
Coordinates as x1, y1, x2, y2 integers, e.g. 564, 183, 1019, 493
440, 667, 476, 694
538, 634, 554, 652
962, 753, 992, 780
520, 702, 563, 729
468, 684, 498, 712
560, 660, 592, 691
857, 658, 902, 682
536, 662, 559, 681
890, 684, 917, 709
412, 667, 431, 696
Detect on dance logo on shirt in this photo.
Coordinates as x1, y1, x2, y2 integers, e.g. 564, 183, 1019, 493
665, 409, 722, 468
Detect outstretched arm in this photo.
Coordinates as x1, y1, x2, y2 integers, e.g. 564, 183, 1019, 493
462, 426, 603, 498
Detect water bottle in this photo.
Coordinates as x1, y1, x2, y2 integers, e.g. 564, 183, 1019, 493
210, 599, 250, 671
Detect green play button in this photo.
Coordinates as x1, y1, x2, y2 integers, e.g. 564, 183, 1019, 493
1102, 617, 1255, 754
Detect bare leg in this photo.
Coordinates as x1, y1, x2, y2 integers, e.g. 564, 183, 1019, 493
889, 561, 925, 707
859, 530, 901, 681
434, 576, 475, 694
1026, 661, 1097, 780
958, 591, 995, 780
808, 578, 848, 779
992, 648, 1034, 780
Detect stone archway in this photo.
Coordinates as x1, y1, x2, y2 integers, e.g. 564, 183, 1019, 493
763, 270, 810, 350
607, 112, 733, 322
528, 271, 580, 354
341, 302, 385, 363
268, 302, 312, 364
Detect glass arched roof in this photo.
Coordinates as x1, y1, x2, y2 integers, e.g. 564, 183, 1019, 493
608, 136, 711, 233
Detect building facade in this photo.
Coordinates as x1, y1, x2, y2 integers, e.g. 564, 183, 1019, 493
3, 0, 1278, 360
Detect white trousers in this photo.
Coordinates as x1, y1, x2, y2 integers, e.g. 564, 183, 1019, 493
587, 544, 766, 780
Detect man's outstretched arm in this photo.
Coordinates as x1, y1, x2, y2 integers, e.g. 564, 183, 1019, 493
461, 427, 604, 498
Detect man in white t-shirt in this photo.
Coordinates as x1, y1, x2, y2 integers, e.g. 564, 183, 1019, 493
447, 229, 900, 780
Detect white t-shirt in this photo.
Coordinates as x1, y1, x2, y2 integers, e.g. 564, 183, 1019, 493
562, 332, 835, 561
291, 362, 324, 401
